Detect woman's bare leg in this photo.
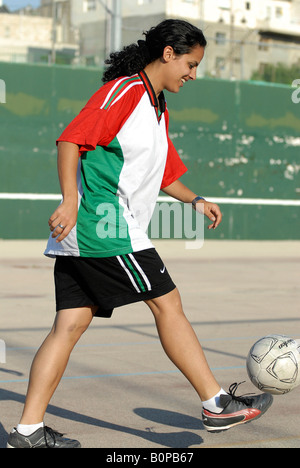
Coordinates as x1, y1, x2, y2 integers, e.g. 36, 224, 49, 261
19, 306, 97, 425
146, 288, 220, 402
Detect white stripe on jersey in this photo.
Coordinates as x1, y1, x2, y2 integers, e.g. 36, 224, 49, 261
110, 82, 144, 108
100, 76, 129, 110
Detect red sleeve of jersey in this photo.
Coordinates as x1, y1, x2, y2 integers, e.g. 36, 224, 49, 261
160, 138, 188, 189
160, 110, 188, 189
56, 107, 113, 155
56, 79, 144, 155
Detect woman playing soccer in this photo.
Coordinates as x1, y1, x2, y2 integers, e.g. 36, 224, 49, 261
7, 19, 272, 448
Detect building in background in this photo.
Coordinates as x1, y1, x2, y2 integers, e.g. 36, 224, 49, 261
0, 0, 299, 81
199, 0, 300, 80
0, 0, 78, 63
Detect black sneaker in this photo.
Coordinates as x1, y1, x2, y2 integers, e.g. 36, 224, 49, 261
202, 382, 273, 433
7, 426, 81, 448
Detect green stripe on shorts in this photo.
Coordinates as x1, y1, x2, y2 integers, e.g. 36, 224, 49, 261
121, 254, 146, 293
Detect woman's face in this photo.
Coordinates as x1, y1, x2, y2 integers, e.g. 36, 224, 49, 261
162, 44, 205, 94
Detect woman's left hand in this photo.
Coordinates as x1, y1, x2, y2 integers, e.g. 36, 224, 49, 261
195, 200, 222, 230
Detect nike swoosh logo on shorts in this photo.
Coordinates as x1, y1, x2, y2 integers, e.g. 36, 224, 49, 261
160, 266, 166, 273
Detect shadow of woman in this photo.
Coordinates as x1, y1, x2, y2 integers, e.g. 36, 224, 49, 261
0, 389, 203, 448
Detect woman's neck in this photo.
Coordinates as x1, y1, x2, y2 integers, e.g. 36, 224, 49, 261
143, 60, 164, 99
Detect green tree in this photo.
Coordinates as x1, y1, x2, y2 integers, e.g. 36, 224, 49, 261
251, 63, 300, 85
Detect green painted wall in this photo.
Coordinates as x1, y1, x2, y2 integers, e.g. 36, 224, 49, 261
168, 79, 300, 200
0, 62, 299, 240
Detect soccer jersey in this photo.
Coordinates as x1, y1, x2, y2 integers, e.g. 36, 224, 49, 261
44, 70, 187, 258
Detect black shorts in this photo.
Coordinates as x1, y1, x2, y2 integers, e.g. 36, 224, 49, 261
54, 248, 176, 318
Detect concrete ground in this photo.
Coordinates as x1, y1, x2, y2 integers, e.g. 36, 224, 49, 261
0, 239, 300, 450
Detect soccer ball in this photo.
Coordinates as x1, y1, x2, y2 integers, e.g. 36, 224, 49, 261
246, 334, 300, 395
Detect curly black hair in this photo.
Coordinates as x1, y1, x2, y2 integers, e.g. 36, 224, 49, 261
102, 19, 207, 83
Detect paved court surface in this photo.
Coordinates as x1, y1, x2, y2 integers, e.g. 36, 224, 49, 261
0, 240, 300, 450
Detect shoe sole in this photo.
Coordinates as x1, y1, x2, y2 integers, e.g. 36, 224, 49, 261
204, 418, 252, 433
7, 442, 81, 448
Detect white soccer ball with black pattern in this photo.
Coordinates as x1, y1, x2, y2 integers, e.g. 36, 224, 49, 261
246, 334, 300, 395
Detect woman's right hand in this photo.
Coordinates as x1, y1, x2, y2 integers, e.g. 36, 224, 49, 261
49, 141, 80, 243
48, 199, 78, 243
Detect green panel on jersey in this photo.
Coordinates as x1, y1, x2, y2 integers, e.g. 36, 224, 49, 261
77, 139, 134, 257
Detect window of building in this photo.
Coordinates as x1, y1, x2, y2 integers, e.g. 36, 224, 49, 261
218, 0, 230, 9
259, 63, 268, 75
216, 57, 225, 71
245, 2, 251, 10
12, 54, 27, 63
216, 32, 226, 45
83, 0, 96, 12
258, 38, 269, 51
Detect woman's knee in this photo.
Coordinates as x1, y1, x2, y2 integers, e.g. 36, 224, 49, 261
145, 288, 183, 317
51, 306, 96, 342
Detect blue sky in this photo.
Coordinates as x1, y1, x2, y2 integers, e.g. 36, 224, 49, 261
4, 0, 41, 10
